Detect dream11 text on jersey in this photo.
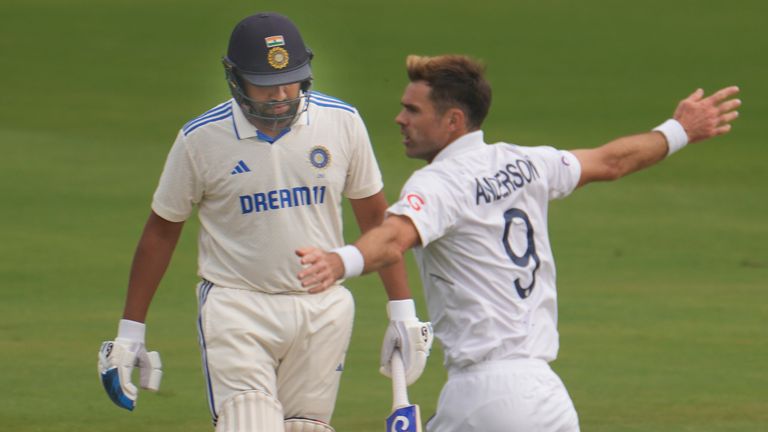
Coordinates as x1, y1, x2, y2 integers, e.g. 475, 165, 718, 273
239, 185, 327, 214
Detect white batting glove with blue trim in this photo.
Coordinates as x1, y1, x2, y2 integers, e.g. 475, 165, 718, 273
380, 299, 434, 386
98, 320, 162, 410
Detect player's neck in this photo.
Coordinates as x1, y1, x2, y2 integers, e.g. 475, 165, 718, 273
248, 118, 290, 138
257, 126, 284, 138
427, 128, 472, 164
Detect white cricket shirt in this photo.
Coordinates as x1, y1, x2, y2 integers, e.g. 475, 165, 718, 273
152, 92, 383, 293
387, 131, 581, 370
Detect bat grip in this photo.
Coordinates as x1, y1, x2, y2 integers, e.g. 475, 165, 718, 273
391, 349, 410, 409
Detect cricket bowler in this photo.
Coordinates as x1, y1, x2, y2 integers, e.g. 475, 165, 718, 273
297, 54, 740, 431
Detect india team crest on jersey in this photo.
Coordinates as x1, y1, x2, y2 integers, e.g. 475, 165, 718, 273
309, 146, 331, 169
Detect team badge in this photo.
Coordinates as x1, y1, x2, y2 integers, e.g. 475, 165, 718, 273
268, 47, 289, 69
309, 146, 331, 169
265, 35, 285, 48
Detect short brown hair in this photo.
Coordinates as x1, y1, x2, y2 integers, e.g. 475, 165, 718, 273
405, 55, 492, 130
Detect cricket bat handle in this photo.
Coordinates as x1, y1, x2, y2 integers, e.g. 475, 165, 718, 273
391, 349, 410, 409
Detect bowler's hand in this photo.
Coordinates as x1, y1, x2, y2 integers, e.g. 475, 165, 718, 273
674, 86, 741, 144
296, 247, 345, 293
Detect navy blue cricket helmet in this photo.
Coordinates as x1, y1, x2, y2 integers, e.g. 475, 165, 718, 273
223, 13, 314, 129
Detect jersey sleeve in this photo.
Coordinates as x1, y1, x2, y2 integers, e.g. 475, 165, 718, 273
386, 170, 462, 247
530, 146, 581, 200
342, 112, 384, 199
151, 131, 204, 222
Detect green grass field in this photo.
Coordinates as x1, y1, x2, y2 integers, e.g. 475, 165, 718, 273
1, 0, 766, 431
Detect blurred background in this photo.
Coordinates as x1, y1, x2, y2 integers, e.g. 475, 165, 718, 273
1, 0, 766, 430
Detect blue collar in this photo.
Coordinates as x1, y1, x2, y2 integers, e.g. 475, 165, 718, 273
256, 128, 291, 144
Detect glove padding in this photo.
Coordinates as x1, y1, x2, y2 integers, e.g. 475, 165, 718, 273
98, 338, 162, 410
380, 300, 434, 386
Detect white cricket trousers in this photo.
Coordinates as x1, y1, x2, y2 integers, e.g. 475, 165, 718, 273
426, 359, 580, 432
197, 280, 354, 426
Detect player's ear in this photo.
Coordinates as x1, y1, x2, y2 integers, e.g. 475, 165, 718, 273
446, 108, 466, 132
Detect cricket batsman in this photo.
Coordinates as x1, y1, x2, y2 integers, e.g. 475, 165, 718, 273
97, 13, 432, 432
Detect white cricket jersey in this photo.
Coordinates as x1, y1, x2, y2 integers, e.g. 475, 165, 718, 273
152, 92, 383, 293
387, 131, 581, 370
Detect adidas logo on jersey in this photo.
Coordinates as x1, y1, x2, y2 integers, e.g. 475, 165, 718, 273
231, 160, 251, 175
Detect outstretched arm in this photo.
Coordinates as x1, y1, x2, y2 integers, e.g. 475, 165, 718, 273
296, 214, 419, 294
297, 214, 431, 386
348, 192, 413, 300
573, 86, 741, 187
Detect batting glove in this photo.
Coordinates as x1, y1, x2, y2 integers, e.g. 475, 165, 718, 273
380, 299, 434, 386
98, 319, 162, 411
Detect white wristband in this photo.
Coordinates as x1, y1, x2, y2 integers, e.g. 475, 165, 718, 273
331, 245, 364, 279
387, 299, 417, 320
653, 119, 688, 157
117, 319, 146, 344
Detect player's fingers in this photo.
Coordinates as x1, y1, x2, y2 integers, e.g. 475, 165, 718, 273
718, 98, 742, 113
308, 283, 330, 294
297, 267, 310, 280
296, 248, 317, 262
300, 256, 337, 282
298, 264, 321, 283
297, 261, 321, 279
298, 249, 322, 266
299, 268, 322, 287
708, 85, 740, 104
304, 279, 321, 292
719, 110, 739, 125
685, 88, 705, 101
714, 123, 733, 136
307, 276, 333, 293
